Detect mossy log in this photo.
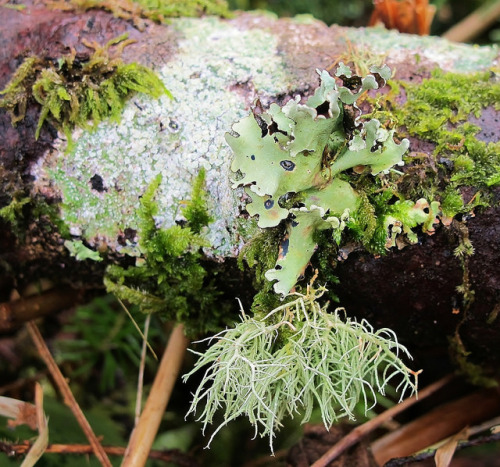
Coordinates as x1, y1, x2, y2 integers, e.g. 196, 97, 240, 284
1, 1, 499, 382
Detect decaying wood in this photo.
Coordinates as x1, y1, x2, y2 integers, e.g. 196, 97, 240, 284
371, 386, 500, 465
0, 3, 500, 464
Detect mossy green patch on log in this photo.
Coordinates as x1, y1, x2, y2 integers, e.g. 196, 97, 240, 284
367, 68, 500, 219
0, 34, 169, 143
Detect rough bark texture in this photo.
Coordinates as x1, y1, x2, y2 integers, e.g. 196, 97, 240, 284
1, 1, 499, 382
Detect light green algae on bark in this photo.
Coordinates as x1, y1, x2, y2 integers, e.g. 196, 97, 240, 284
31, 17, 291, 257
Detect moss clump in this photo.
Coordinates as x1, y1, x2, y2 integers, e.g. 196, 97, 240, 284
387, 69, 500, 216
46, 0, 232, 30
0, 34, 170, 143
104, 170, 226, 336
0, 196, 31, 238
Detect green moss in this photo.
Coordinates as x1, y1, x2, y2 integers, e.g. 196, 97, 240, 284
0, 196, 30, 237
238, 226, 284, 316
31, 200, 71, 239
180, 168, 213, 234
47, 0, 231, 29
449, 333, 498, 388
104, 171, 226, 336
0, 34, 170, 143
391, 69, 500, 210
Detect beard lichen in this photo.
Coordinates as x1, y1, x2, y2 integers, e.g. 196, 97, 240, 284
0, 33, 170, 145
184, 283, 419, 451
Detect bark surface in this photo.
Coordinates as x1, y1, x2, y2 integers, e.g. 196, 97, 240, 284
1, 1, 499, 381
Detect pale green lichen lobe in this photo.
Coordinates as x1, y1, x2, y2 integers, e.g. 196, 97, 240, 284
227, 66, 411, 295
31, 17, 291, 256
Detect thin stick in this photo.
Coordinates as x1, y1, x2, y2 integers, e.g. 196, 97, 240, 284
310, 374, 454, 467
121, 323, 189, 467
26, 321, 112, 467
117, 298, 158, 360
442, 0, 500, 43
1, 288, 77, 332
135, 313, 151, 425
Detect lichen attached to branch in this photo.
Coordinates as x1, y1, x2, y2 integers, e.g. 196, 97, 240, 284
184, 284, 418, 451
227, 65, 440, 296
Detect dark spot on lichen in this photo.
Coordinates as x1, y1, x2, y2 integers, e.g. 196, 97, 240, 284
316, 101, 330, 118
124, 227, 137, 242
251, 154, 255, 161
281, 238, 289, 257
264, 199, 274, 210
280, 160, 295, 171
85, 16, 95, 30
168, 119, 180, 132
90, 174, 106, 192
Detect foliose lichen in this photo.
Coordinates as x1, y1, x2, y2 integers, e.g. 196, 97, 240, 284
227, 64, 439, 296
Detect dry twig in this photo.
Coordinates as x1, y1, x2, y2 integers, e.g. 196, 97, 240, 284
442, 0, 500, 42
0, 441, 199, 466
122, 323, 189, 467
310, 374, 454, 467
0, 288, 77, 332
135, 313, 151, 425
26, 321, 112, 467
371, 386, 500, 465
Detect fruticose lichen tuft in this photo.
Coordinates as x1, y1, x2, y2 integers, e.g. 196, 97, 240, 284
227, 65, 442, 296
184, 283, 418, 451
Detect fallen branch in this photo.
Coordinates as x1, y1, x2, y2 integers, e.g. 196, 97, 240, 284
1, 287, 78, 332
25, 321, 112, 467
442, 0, 500, 42
121, 323, 189, 467
385, 431, 500, 466
310, 374, 454, 467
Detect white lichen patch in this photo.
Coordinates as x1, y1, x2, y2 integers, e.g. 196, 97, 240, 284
345, 27, 498, 72
31, 17, 291, 257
